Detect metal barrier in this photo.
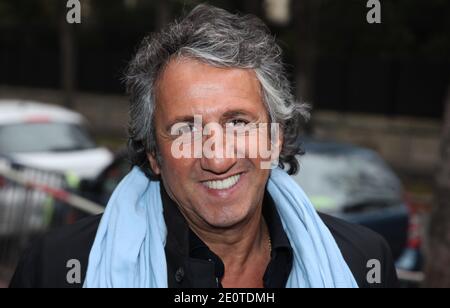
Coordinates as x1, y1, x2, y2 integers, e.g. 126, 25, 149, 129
0, 157, 103, 286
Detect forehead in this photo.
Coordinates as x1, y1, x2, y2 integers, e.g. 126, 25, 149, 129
155, 58, 266, 120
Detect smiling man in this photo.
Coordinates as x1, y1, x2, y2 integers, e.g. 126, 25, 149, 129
10, 4, 398, 288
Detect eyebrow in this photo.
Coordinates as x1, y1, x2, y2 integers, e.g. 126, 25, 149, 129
221, 109, 253, 121
164, 109, 255, 132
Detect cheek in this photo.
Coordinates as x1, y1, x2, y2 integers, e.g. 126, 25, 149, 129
159, 143, 196, 180
234, 128, 273, 166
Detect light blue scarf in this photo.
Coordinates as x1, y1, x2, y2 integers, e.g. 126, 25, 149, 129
83, 167, 358, 288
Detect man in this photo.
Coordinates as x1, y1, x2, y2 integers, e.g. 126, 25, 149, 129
10, 4, 398, 288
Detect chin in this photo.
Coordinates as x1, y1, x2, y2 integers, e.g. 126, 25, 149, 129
201, 206, 252, 229
206, 219, 241, 229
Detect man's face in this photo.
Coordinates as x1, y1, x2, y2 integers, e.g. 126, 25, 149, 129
149, 58, 277, 229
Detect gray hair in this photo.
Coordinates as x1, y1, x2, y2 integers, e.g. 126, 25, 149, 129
125, 4, 310, 179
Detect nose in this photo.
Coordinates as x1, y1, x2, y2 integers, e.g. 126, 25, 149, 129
200, 155, 237, 175
199, 128, 237, 174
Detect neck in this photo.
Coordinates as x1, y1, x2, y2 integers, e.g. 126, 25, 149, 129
192, 210, 269, 268
173, 193, 272, 287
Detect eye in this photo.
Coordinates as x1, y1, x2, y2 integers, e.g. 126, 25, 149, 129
176, 123, 200, 135
229, 119, 249, 127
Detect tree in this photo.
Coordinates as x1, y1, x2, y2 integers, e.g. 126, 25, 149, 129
425, 84, 450, 287
156, 0, 171, 30
291, 0, 321, 105
243, 0, 263, 16
59, 1, 76, 109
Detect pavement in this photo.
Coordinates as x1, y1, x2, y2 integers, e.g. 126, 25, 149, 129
0, 267, 13, 288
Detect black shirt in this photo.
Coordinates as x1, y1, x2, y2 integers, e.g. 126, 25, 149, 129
10, 183, 399, 288
186, 190, 293, 288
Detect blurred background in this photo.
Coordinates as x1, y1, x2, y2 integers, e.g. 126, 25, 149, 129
0, 0, 449, 288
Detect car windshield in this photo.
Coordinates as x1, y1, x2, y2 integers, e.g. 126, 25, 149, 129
292, 149, 402, 212
0, 122, 96, 154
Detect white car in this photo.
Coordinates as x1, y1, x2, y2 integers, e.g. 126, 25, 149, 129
0, 100, 113, 180
0, 100, 113, 237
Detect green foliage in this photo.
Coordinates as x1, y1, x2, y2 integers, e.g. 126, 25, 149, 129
317, 0, 450, 59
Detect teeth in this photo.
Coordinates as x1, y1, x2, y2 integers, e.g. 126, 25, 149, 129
203, 174, 241, 190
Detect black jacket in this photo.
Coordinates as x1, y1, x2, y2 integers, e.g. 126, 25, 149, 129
10, 187, 398, 288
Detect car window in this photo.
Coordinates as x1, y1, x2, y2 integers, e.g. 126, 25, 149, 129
0, 123, 96, 154
292, 150, 402, 212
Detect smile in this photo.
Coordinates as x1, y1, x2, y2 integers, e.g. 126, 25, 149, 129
202, 173, 241, 190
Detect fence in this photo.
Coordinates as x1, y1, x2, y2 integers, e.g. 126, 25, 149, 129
0, 157, 103, 286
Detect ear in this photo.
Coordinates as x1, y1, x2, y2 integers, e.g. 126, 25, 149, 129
147, 152, 161, 175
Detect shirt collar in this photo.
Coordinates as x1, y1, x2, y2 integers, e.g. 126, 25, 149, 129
160, 182, 293, 287
162, 182, 291, 252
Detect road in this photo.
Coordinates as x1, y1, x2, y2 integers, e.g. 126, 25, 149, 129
0, 267, 13, 288
0, 279, 7, 288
